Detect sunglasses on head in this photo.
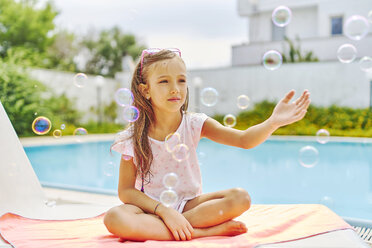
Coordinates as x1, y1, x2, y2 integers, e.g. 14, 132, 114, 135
139, 48, 182, 80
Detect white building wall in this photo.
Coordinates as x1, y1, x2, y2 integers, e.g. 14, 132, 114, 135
29, 69, 131, 123
29, 62, 371, 122
188, 61, 371, 117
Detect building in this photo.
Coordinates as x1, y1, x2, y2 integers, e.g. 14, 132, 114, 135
233, 0, 372, 66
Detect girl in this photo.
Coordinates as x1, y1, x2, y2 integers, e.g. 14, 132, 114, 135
104, 48, 311, 241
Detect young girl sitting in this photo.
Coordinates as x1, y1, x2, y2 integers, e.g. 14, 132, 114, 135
104, 48, 311, 241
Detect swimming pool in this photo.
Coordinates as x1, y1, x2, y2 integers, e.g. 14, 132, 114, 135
24, 137, 372, 221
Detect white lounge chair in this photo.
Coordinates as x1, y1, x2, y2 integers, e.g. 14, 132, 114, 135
0, 100, 369, 248
0, 101, 114, 247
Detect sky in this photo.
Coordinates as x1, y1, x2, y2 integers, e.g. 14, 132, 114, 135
43, 0, 248, 70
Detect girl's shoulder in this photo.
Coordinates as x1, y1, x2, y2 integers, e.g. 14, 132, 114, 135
114, 125, 133, 143
185, 111, 209, 124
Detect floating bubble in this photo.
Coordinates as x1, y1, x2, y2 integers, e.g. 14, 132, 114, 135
73, 73, 88, 88
163, 172, 179, 189
263, 50, 282, 70
53, 129, 62, 138
344, 15, 370, 41
237, 95, 250, 109
160, 189, 178, 207
198, 151, 206, 158
172, 143, 190, 162
164, 132, 181, 153
336, 44, 357, 64
223, 114, 237, 128
359, 56, 372, 72
34, 112, 38, 116
60, 124, 66, 130
319, 196, 334, 209
122, 155, 132, 161
299, 146, 319, 168
44, 200, 57, 208
123, 106, 140, 122
272, 6, 292, 27
115, 88, 134, 107
32, 116, 52, 135
369, 10, 372, 23
200, 87, 219, 107
73, 127, 88, 136
316, 129, 330, 144
104, 161, 115, 177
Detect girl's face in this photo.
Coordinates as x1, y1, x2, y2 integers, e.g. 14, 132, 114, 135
144, 57, 187, 113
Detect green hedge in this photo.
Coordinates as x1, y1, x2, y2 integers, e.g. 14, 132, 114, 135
214, 101, 372, 138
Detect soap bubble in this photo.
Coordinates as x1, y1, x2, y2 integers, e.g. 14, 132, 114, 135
344, 15, 370, 41
272, 6, 292, 27
336, 44, 357, 63
164, 132, 181, 153
160, 189, 178, 207
299, 146, 319, 168
263, 50, 282, 70
122, 155, 132, 161
73, 127, 88, 136
368, 10, 372, 23
104, 161, 115, 177
73, 73, 88, 88
359, 56, 372, 72
319, 196, 334, 209
45, 200, 57, 208
60, 124, 66, 130
53, 129, 62, 138
237, 95, 251, 109
316, 129, 330, 144
223, 114, 237, 128
115, 88, 134, 107
201, 87, 219, 107
172, 143, 190, 162
32, 116, 52, 135
163, 172, 179, 189
123, 106, 140, 122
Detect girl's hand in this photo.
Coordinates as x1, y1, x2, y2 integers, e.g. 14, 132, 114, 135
269, 90, 311, 128
157, 205, 194, 241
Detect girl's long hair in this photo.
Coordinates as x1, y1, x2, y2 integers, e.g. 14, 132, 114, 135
113, 50, 189, 184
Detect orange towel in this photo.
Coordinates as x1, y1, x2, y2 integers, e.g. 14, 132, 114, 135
0, 204, 352, 248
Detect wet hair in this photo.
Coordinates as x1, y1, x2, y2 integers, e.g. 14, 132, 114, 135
112, 50, 189, 184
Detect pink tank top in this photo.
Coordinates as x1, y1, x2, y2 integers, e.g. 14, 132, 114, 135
112, 112, 208, 207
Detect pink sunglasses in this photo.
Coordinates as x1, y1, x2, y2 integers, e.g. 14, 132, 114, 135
139, 48, 182, 81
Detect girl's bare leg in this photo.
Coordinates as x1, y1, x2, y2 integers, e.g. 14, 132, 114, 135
182, 187, 251, 228
104, 204, 247, 241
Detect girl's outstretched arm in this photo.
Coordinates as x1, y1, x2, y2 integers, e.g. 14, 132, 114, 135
201, 90, 311, 149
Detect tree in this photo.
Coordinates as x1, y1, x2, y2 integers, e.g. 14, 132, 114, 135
0, 60, 81, 136
0, 0, 57, 64
281, 36, 319, 63
81, 26, 145, 77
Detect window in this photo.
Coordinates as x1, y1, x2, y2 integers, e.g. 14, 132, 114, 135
272, 22, 286, 41
331, 16, 343, 35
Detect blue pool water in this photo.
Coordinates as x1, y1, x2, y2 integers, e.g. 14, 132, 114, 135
24, 138, 372, 220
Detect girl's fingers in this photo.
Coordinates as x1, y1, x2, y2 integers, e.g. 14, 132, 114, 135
187, 223, 194, 235
282, 90, 295, 104
184, 228, 192, 240
295, 90, 308, 105
173, 230, 180, 241
178, 230, 186, 241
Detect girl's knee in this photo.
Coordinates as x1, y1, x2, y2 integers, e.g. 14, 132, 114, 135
103, 206, 120, 230
227, 188, 251, 211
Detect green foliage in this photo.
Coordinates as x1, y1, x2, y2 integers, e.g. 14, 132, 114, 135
82, 26, 145, 76
281, 36, 319, 63
0, 0, 57, 63
0, 60, 81, 136
215, 100, 372, 138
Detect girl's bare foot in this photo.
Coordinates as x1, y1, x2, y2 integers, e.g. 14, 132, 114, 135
194, 220, 247, 238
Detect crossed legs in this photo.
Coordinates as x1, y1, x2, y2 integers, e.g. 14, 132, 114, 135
103, 187, 251, 241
